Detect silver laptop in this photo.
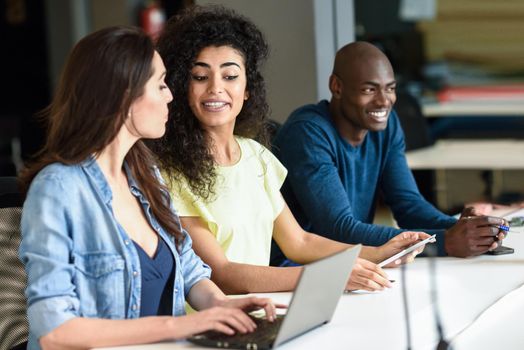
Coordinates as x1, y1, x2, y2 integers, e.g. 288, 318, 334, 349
188, 245, 361, 349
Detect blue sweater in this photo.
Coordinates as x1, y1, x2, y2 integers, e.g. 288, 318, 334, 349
271, 100, 456, 264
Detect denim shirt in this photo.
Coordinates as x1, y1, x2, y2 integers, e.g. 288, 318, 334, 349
19, 157, 211, 349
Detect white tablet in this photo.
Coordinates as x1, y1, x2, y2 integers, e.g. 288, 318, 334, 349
378, 234, 437, 268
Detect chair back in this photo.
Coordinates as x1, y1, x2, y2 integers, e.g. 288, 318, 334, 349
394, 92, 434, 151
0, 177, 28, 350
267, 119, 282, 148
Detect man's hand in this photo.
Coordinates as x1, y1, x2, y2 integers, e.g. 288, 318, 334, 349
445, 215, 507, 258
460, 206, 484, 218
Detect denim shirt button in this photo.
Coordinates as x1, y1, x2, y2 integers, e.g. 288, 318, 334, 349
124, 240, 130, 245
132, 304, 138, 311
133, 270, 138, 277
174, 288, 178, 293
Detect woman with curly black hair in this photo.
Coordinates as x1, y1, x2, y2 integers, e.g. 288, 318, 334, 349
155, 5, 427, 294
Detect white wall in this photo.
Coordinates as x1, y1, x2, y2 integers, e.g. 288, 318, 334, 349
313, 0, 355, 101
45, 0, 91, 91
45, 0, 143, 91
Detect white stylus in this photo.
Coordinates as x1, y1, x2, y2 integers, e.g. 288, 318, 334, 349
378, 234, 437, 268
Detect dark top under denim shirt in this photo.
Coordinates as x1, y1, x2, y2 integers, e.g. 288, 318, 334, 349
133, 237, 175, 317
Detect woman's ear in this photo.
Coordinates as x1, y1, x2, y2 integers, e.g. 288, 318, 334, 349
244, 90, 249, 100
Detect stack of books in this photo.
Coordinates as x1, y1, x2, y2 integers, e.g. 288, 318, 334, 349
437, 84, 524, 103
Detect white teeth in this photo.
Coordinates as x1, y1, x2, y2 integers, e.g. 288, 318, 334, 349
369, 110, 387, 118
204, 102, 227, 108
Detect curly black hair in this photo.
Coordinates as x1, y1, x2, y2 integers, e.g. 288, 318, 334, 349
154, 5, 270, 201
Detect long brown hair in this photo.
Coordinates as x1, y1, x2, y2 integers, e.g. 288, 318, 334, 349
19, 26, 183, 244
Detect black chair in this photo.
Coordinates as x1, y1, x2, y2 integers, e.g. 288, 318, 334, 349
0, 177, 28, 350
0, 115, 22, 176
394, 92, 437, 205
394, 92, 434, 151
266, 119, 282, 147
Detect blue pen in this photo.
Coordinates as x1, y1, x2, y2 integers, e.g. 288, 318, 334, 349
495, 225, 518, 234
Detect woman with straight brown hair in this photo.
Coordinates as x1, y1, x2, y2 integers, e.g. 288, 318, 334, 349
19, 26, 277, 350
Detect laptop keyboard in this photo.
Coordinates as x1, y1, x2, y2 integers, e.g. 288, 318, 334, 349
188, 315, 285, 349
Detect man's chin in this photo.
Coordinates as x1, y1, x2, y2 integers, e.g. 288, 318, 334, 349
368, 121, 388, 132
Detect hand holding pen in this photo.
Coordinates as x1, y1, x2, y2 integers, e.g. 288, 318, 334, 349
494, 224, 518, 236
485, 217, 508, 242
444, 210, 508, 258
487, 223, 515, 255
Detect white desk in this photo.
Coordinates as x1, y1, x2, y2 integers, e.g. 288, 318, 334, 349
97, 209, 524, 350
405, 139, 524, 209
422, 100, 524, 117
405, 140, 524, 170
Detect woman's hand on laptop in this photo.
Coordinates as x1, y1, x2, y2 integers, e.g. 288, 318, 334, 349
174, 297, 285, 337
346, 258, 392, 291
378, 231, 431, 267
173, 304, 258, 337
218, 296, 287, 322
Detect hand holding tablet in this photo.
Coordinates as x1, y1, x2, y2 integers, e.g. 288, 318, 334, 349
378, 234, 437, 268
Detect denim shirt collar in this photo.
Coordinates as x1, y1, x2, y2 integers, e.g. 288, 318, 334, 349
81, 156, 112, 204
80, 155, 143, 204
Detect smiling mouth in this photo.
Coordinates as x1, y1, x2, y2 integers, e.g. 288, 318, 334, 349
202, 101, 229, 111
368, 110, 389, 121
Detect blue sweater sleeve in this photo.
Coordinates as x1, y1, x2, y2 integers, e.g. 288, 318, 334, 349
276, 117, 405, 246
380, 116, 456, 254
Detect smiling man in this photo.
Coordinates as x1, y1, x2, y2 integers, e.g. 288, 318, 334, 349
271, 41, 506, 264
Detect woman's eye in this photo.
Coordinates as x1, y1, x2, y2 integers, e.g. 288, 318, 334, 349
225, 75, 239, 81
160, 84, 168, 90
191, 75, 207, 81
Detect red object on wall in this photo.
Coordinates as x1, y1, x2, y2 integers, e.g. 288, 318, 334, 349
140, 1, 166, 41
